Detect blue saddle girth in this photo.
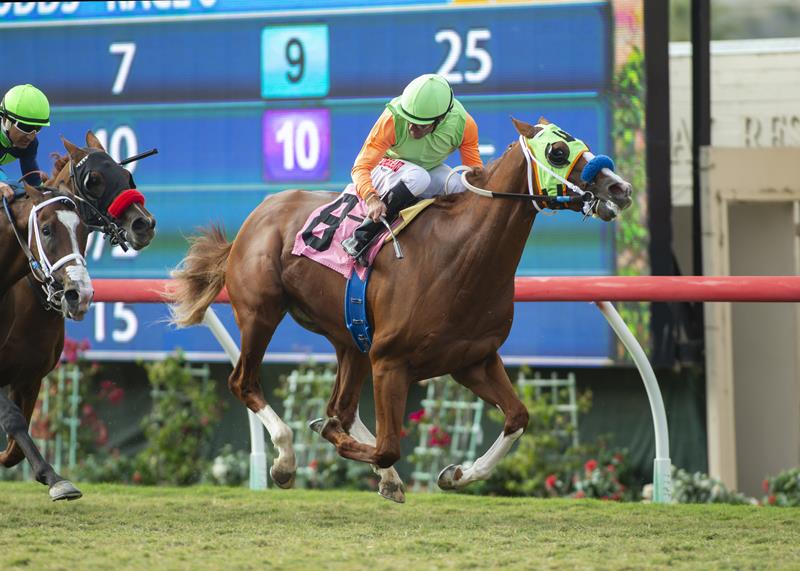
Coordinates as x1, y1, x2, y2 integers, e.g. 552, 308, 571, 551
344, 268, 373, 353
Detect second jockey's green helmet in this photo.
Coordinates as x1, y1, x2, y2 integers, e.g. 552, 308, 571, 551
397, 74, 454, 125
1, 84, 51, 127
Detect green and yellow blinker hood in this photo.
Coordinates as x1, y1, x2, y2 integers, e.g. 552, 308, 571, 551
525, 123, 589, 196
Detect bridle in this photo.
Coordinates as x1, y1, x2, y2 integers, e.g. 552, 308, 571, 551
451, 129, 620, 220
68, 147, 157, 251
2, 191, 88, 311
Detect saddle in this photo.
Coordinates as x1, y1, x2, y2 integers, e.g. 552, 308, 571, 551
291, 185, 434, 280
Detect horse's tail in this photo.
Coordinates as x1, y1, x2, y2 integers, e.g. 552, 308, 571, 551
168, 225, 232, 327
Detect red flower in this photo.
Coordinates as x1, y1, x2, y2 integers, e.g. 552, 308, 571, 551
309, 460, 318, 471
613, 452, 624, 462
132, 471, 142, 484
605, 464, 616, 473
108, 387, 125, 405
584, 459, 598, 473
61, 337, 90, 363
408, 409, 426, 423
95, 422, 108, 446
100, 379, 114, 391
762, 479, 770, 493
427, 425, 451, 448
400, 428, 408, 438
574, 490, 586, 499
768, 495, 777, 505
545, 474, 558, 490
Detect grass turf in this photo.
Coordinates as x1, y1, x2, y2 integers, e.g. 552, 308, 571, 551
0, 482, 797, 570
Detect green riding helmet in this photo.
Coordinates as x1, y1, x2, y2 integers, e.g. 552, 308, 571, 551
1, 84, 51, 126
396, 74, 454, 125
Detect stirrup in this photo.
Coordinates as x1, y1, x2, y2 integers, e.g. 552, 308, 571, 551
341, 236, 372, 266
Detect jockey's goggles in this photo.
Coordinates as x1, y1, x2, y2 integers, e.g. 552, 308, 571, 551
13, 120, 42, 134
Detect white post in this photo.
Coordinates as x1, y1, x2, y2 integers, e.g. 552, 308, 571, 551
202, 307, 268, 490
595, 301, 672, 503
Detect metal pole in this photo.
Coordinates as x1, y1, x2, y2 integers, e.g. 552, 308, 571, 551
201, 307, 268, 490
596, 301, 672, 503
691, 0, 711, 277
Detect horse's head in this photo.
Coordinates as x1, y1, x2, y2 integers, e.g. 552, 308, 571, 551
51, 131, 156, 250
21, 184, 93, 320
511, 117, 633, 221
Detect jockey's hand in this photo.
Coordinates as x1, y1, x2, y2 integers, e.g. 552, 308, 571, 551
0, 183, 15, 203
365, 193, 387, 222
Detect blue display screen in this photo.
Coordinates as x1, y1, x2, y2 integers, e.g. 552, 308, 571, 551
0, 2, 617, 365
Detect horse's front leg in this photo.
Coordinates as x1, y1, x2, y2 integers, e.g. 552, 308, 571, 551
437, 352, 529, 490
0, 379, 40, 467
313, 363, 410, 470
348, 409, 406, 503
0, 385, 82, 500
315, 347, 406, 502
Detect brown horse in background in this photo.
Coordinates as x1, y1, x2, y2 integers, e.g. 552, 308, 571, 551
0, 132, 156, 500
168, 118, 633, 502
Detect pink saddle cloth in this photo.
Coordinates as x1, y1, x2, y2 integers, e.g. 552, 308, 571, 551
291, 186, 388, 280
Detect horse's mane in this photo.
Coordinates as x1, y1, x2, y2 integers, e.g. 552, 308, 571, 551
49, 152, 70, 178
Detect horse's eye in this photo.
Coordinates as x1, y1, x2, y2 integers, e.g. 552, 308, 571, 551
42, 224, 52, 237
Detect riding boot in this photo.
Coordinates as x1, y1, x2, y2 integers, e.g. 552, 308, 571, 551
342, 181, 417, 266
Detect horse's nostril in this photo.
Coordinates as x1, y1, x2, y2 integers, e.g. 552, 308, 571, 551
132, 216, 155, 233
609, 183, 631, 198
64, 289, 79, 306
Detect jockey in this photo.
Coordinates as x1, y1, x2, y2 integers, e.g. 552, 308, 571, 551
341, 73, 483, 265
0, 84, 50, 202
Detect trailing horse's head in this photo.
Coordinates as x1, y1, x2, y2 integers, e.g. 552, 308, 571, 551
21, 184, 93, 320
52, 132, 156, 250
512, 117, 633, 221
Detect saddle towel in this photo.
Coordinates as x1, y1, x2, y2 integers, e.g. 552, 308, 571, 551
291, 184, 433, 280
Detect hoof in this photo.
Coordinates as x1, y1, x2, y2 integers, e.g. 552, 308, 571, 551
437, 464, 463, 491
270, 467, 296, 489
308, 416, 342, 439
49, 480, 82, 501
308, 418, 325, 434
378, 480, 406, 503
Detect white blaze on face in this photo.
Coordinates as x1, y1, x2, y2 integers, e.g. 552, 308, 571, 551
56, 210, 93, 295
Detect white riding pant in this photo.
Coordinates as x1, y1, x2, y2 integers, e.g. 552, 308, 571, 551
370, 158, 467, 199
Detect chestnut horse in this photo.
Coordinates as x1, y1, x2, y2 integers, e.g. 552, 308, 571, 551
168, 118, 633, 502
0, 184, 94, 500
0, 132, 156, 501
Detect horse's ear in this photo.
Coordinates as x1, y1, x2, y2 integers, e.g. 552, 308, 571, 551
537, 116, 551, 125
85, 130, 106, 151
511, 117, 538, 138
23, 182, 43, 201
51, 165, 70, 186
62, 136, 87, 164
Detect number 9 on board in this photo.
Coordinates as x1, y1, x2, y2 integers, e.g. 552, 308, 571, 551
261, 25, 330, 98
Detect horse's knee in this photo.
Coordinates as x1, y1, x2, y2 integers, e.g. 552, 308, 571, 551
0, 402, 28, 436
505, 406, 529, 435
375, 447, 400, 469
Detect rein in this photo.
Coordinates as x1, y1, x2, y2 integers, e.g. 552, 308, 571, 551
454, 133, 623, 220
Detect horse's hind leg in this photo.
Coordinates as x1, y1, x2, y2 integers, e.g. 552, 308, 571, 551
437, 352, 529, 490
228, 300, 296, 488
0, 385, 81, 500
316, 347, 406, 502
0, 379, 41, 467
